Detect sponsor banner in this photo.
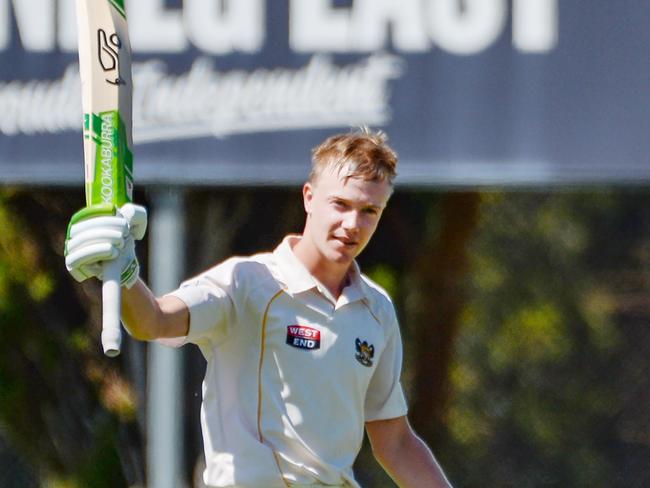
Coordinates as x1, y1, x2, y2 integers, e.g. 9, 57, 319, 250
0, 1, 649, 186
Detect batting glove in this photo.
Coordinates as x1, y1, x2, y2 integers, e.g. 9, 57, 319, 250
64, 203, 147, 289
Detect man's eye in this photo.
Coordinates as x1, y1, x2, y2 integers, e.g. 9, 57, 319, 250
363, 208, 378, 215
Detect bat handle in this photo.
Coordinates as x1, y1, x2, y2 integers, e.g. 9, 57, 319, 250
102, 259, 123, 357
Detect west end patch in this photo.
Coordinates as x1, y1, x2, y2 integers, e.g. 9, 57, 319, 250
286, 325, 321, 351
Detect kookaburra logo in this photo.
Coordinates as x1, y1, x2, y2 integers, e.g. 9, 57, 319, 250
97, 28, 125, 86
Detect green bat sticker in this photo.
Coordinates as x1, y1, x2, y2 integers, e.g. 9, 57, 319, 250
84, 110, 134, 208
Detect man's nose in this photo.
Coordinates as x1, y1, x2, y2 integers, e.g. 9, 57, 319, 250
342, 210, 360, 230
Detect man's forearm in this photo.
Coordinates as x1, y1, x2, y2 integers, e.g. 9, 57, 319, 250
121, 279, 162, 340
368, 418, 453, 488
382, 433, 452, 488
121, 279, 190, 340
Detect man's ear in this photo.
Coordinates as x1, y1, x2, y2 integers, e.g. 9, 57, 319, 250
303, 182, 314, 214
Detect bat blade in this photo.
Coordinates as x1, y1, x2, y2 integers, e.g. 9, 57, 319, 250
75, 0, 134, 357
76, 0, 133, 207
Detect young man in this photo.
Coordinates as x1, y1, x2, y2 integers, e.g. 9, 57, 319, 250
65, 129, 453, 488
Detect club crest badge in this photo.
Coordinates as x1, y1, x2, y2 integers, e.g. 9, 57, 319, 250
355, 338, 374, 367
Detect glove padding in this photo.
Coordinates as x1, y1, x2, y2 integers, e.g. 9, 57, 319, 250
65, 203, 147, 289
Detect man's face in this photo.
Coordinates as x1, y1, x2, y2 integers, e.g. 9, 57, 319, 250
303, 166, 392, 265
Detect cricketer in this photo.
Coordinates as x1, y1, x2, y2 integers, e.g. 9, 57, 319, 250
65, 129, 453, 488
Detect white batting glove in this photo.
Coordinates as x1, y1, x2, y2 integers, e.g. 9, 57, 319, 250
64, 203, 148, 289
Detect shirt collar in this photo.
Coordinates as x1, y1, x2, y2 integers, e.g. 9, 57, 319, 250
341, 259, 367, 305
274, 235, 370, 305
274, 235, 318, 295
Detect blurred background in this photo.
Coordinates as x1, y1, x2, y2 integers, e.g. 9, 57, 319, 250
1, 1, 649, 487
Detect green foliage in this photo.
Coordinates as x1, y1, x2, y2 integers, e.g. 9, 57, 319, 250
0, 190, 139, 487
445, 191, 650, 487
366, 263, 399, 298
1, 188, 649, 488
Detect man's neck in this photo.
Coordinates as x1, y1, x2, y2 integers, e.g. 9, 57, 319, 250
292, 236, 350, 299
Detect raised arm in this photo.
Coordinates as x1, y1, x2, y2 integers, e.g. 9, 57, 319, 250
65, 203, 189, 343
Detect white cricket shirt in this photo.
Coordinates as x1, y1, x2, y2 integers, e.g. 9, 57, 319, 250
167, 235, 408, 488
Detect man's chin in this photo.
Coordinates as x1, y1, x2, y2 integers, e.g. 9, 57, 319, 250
326, 245, 357, 264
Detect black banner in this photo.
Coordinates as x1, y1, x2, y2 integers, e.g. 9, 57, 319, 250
0, 1, 648, 187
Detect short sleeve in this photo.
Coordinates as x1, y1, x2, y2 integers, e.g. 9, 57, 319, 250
364, 318, 408, 421
164, 260, 239, 347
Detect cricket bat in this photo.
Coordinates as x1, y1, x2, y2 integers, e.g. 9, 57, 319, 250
75, 0, 134, 357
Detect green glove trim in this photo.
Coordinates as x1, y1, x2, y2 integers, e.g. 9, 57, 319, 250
66, 204, 116, 240
120, 258, 139, 288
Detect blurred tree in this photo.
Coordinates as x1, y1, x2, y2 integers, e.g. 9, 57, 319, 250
405, 192, 481, 441
443, 191, 650, 488
2, 188, 649, 488
0, 189, 144, 488
353, 192, 481, 487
